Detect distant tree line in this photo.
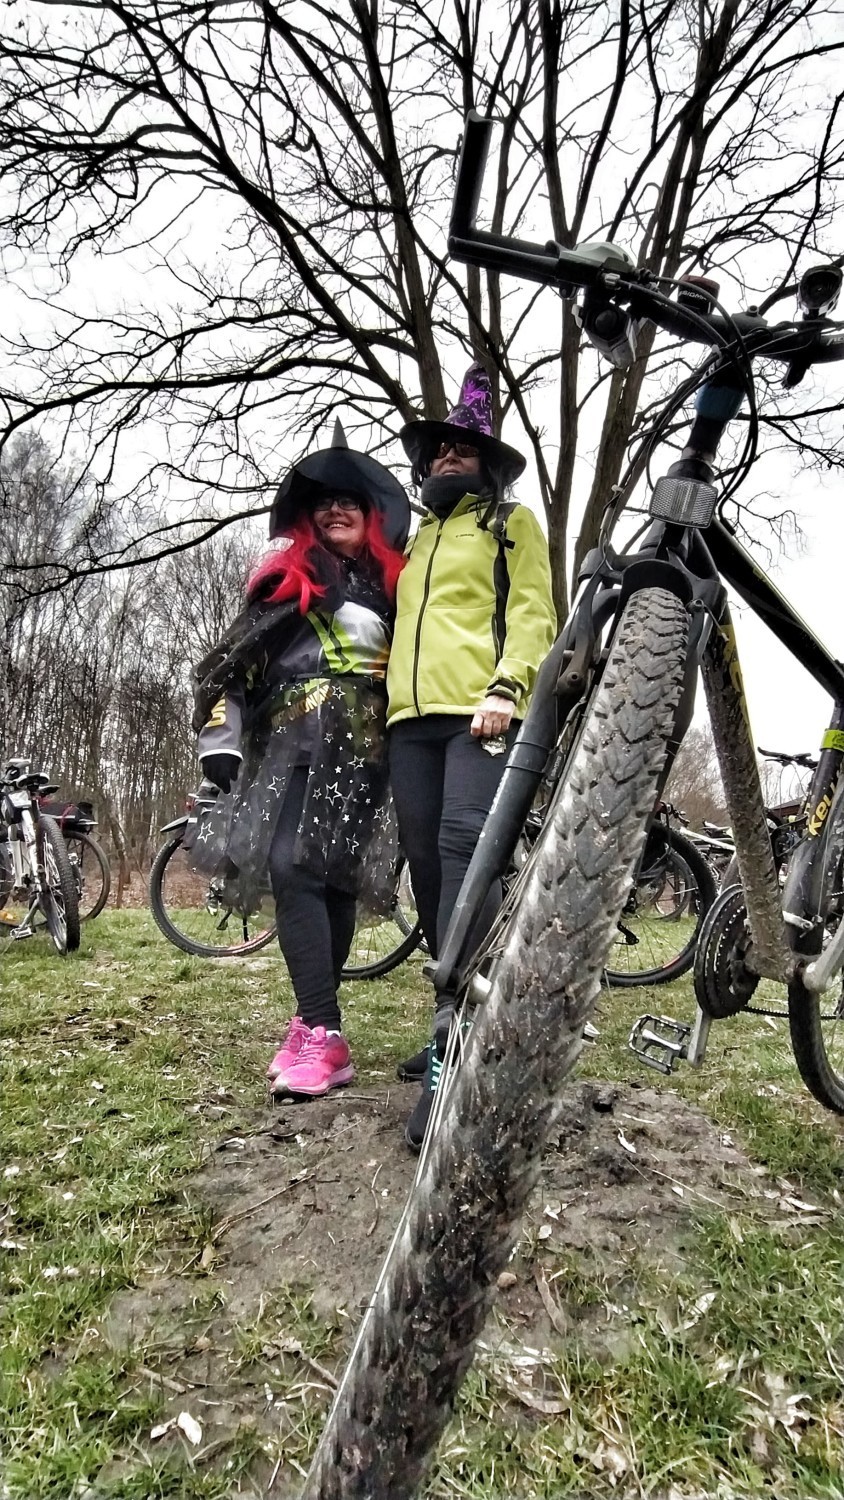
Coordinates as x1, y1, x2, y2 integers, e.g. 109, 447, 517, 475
1, 434, 261, 898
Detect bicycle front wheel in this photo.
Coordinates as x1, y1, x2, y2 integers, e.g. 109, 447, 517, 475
149, 835, 277, 958
604, 824, 716, 987
788, 805, 844, 1113
301, 585, 690, 1499
37, 816, 81, 954
64, 831, 111, 921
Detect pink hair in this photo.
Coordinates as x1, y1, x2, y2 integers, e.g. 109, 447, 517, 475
247, 508, 404, 614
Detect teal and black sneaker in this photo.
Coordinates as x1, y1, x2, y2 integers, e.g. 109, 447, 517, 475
396, 1044, 429, 1082
404, 1043, 444, 1152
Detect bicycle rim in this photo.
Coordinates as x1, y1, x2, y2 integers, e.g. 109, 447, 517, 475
341, 859, 425, 980
788, 808, 844, 1112
604, 825, 716, 987
148, 836, 277, 957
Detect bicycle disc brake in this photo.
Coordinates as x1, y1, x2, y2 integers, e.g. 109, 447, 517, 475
693, 885, 760, 1019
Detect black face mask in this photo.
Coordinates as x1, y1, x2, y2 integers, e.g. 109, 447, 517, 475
420, 473, 476, 519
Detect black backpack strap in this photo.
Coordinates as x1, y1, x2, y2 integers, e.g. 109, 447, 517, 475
477, 500, 516, 664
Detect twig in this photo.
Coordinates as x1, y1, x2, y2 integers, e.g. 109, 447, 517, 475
136, 1365, 188, 1394
366, 1163, 382, 1238
533, 1265, 568, 1335
211, 1155, 328, 1243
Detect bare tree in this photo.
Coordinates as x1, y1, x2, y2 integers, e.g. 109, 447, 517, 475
2, 435, 259, 890
1, 0, 842, 621
664, 722, 726, 827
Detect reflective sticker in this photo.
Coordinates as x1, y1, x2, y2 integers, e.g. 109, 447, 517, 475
821, 729, 844, 753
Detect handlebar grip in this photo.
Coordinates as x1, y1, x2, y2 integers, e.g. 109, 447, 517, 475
449, 109, 494, 241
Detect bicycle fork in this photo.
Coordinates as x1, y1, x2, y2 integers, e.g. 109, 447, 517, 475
4, 810, 44, 939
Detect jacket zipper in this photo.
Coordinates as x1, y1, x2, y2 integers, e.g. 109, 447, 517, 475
412, 521, 443, 715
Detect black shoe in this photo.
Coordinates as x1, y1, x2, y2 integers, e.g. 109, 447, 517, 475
404, 1048, 444, 1153
396, 1045, 429, 1083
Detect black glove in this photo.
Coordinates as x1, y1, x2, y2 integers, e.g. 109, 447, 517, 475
200, 754, 240, 795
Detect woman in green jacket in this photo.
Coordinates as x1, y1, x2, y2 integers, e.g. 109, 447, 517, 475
387, 362, 557, 1149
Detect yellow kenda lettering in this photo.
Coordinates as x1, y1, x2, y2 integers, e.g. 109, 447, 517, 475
808, 793, 832, 837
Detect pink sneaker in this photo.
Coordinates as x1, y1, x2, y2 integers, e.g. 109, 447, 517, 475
267, 1016, 309, 1080
269, 1026, 354, 1098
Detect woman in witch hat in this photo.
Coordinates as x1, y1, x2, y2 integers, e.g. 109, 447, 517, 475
192, 423, 409, 1098
387, 361, 557, 1150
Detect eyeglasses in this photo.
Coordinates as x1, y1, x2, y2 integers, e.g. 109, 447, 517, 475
435, 441, 479, 460
312, 494, 363, 513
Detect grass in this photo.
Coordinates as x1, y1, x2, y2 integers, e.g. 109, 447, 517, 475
3, 910, 844, 1497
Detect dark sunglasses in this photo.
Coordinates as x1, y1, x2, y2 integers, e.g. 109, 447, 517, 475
435, 440, 479, 460
312, 494, 364, 513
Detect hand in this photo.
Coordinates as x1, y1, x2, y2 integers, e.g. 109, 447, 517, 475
200, 753, 240, 794
470, 694, 515, 739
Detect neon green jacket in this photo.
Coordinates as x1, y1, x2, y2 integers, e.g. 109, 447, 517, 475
386, 493, 557, 726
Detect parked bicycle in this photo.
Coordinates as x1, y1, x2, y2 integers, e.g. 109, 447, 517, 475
603, 800, 716, 986
303, 112, 844, 1498
0, 758, 80, 954
149, 782, 423, 978
38, 793, 111, 920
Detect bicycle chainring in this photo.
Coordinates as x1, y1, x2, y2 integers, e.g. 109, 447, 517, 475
693, 885, 760, 1019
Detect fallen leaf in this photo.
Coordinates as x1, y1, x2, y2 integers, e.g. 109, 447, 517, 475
150, 1419, 175, 1441
681, 1290, 716, 1330
779, 1195, 824, 1215
617, 1130, 637, 1156
537, 1223, 554, 1240
589, 1438, 629, 1478
176, 1411, 203, 1446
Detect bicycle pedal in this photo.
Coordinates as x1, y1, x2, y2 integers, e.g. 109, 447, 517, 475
11, 925, 33, 941
628, 1014, 692, 1075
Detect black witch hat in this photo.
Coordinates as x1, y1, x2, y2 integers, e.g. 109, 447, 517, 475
269, 420, 410, 549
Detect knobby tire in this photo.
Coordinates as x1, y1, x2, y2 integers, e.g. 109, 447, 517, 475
300, 586, 689, 1500
38, 815, 81, 954
788, 793, 844, 1113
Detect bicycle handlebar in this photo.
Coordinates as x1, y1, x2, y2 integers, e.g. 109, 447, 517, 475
449, 112, 844, 369
757, 747, 819, 769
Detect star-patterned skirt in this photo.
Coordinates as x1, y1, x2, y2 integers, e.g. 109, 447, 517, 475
189, 677, 397, 916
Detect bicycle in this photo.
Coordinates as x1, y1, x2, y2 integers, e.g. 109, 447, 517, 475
149, 782, 424, 976
0, 758, 81, 954
302, 112, 844, 1498
38, 794, 111, 920
602, 800, 716, 987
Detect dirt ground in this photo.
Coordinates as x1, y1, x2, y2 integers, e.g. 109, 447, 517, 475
96, 1076, 767, 1497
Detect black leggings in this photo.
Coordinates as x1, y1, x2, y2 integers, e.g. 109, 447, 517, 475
267, 767, 356, 1031
388, 716, 518, 959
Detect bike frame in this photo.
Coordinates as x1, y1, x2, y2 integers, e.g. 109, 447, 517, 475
1, 805, 45, 936
432, 485, 844, 1023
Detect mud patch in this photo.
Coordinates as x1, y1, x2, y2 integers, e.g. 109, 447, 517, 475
99, 1079, 770, 1495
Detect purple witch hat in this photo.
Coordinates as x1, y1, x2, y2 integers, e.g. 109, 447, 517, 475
400, 361, 526, 484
